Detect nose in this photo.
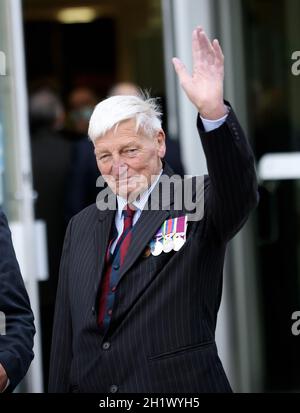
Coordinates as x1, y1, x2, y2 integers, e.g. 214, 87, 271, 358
112, 156, 128, 178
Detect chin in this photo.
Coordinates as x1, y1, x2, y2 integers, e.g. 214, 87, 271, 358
119, 185, 145, 201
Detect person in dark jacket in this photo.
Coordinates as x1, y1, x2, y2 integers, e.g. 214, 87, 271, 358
0, 209, 35, 392
49, 27, 258, 393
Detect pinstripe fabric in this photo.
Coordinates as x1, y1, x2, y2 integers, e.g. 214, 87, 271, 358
49, 107, 258, 393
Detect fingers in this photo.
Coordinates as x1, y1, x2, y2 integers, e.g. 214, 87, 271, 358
196, 28, 215, 64
192, 29, 202, 69
172, 57, 191, 85
172, 28, 224, 84
212, 39, 224, 63
193, 27, 223, 67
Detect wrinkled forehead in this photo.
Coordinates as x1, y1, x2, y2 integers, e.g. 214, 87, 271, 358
97, 118, 154, 143
94, 120, 145, 149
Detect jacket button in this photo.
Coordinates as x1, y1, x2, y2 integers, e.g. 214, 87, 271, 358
91, 307, 96, 315
102, 342, 111, 350
113, 264, 120, 271
110, 385, 118, 393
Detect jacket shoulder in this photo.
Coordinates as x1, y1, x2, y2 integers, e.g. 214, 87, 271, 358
71, 203, 99, 225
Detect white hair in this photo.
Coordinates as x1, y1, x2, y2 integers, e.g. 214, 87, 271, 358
88, 94, 162, 143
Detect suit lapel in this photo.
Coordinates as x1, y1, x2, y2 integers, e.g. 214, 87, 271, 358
93, 193, 116, 294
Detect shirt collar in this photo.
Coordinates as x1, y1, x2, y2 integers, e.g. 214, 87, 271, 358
116, 170, 163, 219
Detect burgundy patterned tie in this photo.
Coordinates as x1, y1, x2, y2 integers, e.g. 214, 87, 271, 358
98, 204, 136, 328
118, 205, 135, 265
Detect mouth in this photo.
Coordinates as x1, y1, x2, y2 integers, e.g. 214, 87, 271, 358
104, 174, 149, 193
115, 177, 132, 185
116, 175, 138, 183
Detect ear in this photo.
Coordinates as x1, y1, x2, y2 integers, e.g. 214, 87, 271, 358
156, 129, 166, 159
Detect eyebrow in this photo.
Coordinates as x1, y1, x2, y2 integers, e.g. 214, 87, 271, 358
121, 142, 139, 150
95, 141, 139, 156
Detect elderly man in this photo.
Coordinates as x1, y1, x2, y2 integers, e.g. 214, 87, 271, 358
49, 27, 258, 393
0, 209, 35, 392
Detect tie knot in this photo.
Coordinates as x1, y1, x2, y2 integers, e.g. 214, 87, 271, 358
122, 204, 136, 220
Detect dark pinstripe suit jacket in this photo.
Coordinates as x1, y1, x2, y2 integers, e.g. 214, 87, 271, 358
49, 108, 258, 393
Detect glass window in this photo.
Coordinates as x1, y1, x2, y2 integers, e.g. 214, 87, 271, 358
242, 0, 300, 392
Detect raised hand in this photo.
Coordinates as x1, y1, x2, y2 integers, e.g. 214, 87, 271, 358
173, 27, 227, 120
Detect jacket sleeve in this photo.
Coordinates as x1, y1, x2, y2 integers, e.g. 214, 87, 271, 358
0, 210, 35, 392
198, 105, 259, 244
48, 218, 73, 393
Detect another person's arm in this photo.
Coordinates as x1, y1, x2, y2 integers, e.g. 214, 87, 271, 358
0, 209, 35, 392
0, 363, 8, 392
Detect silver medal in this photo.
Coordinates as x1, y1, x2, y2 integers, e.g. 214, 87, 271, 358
163, 237, 174, 253
151, 240, 163, 256
173, 235, 185, 251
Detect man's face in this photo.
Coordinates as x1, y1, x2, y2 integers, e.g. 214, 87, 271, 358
94, 119, 166, 200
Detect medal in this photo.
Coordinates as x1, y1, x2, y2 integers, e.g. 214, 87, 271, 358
173, 234, 185, 251
143, 246, 151, 258
162, 220, 175, 253
151, 239, 163, 256
163, 236, 174, 253
148, 216, 188, 256
172, 216, 188, 251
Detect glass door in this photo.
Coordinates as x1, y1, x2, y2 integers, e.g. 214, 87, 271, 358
242, 0, 300, 392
